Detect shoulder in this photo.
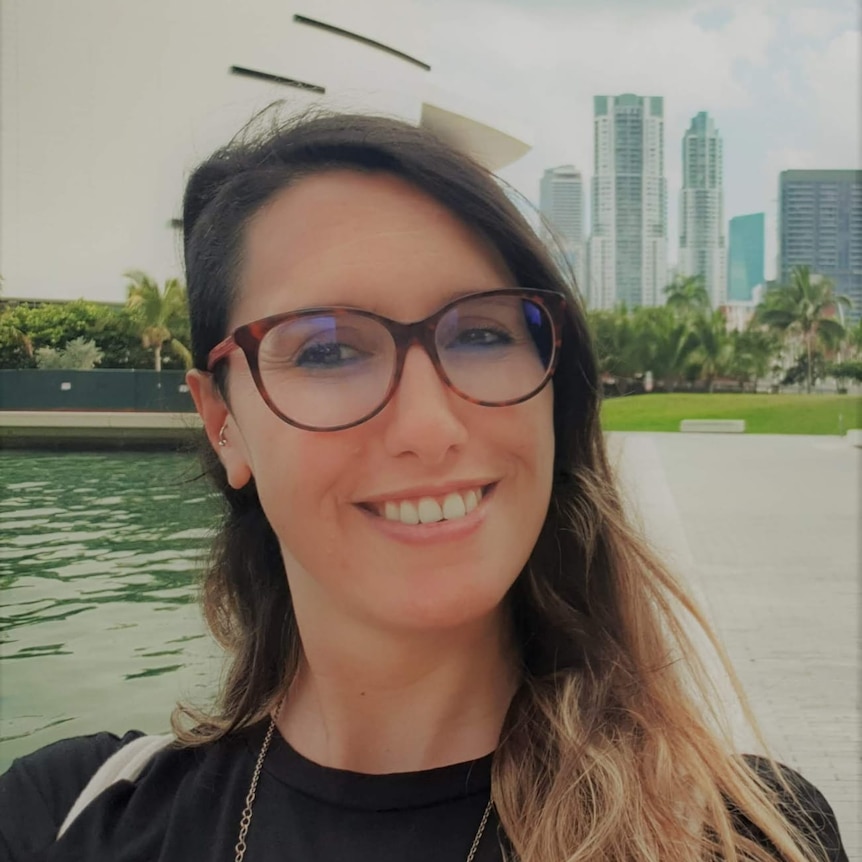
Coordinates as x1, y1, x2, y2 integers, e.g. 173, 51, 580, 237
0, 730, 145, 861
736, 755, 848, 862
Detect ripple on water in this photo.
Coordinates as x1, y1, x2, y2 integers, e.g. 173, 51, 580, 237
1, 508, 66, 520
0, 450, 223, 769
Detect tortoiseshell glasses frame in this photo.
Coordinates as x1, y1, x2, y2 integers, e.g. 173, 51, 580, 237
205, 288, 567, 432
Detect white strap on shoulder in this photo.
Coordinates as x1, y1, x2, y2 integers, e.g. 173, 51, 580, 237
57, 734, 174, 839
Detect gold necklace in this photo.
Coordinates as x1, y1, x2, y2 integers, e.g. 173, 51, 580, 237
234, 717, 495, 862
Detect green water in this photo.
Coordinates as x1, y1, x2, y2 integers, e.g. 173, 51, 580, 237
0, 451, 224, 772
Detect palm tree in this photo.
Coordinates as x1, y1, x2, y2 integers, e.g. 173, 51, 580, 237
0, 279, 34, 363
0, 312, 33, 361
729, 327, 780, 392
633, 306, 698, 391
690, 310, 732, 392
664, 275, 710, 316
756, 266, 851, 394
588, 305, 643, 392
124, 270, 191, 371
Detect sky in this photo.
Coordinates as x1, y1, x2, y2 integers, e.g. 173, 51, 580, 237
418, 0, 860, 280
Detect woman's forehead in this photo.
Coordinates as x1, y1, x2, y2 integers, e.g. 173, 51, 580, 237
230, 171, 513, 326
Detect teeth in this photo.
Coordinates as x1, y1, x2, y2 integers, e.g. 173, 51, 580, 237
442, 493, 466, 520
417, 498, 444, 523
377, 487, 486, 525
399, 500, 420, 525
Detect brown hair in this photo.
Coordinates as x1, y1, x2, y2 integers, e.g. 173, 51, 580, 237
175, 106, 830, 861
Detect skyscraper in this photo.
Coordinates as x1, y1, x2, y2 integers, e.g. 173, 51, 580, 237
727, 213, 765, 302
679, 112, 726, 307
779, 170, 862, 321
539, 165, 585, 292
589, 94, 667, 309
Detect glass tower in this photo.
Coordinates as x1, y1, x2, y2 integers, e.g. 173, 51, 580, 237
779, 170, 862, 322
727, 213, 765, 302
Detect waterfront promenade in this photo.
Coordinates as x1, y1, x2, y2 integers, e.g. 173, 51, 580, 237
611, 432, 859, 858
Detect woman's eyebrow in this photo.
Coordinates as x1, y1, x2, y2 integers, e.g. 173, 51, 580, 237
275, 287, 496, 319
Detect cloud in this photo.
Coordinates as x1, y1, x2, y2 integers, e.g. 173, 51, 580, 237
424, 0, 780, 209
764, 146, 820, 177
786, 5, 856, 41
427, 1, 773, 112
418, 0, 857, 272
801, 30, 861, 166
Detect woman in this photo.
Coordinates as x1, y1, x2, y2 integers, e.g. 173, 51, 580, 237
0, 110, 847, 861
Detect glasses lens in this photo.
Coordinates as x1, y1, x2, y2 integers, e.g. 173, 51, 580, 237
258, 312, 395, 429
436, 294, 555, 404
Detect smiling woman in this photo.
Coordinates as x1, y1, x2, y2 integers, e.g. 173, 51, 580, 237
0, 108, 848, 862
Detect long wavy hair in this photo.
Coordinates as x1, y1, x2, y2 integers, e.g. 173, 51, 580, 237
174, 107, 830, 862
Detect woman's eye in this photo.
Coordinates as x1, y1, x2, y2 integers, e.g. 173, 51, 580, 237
295, 342, 363, 367
451, 327, 514, 347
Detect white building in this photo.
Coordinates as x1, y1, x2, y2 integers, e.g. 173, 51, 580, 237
539, 165, 585, 294
589, 94, 667, 309
0, 0, 530, 303
678, 112, 726, 307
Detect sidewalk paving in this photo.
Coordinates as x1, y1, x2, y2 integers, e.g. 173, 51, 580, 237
609, 432, 859, 859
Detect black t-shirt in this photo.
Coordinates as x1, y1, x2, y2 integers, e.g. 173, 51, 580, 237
0, 723, 848, 862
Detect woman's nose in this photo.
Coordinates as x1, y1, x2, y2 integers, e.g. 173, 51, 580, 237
380, 344, 469, 466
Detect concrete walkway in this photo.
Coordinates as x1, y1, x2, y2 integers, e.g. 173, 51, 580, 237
609, 432, 859, 858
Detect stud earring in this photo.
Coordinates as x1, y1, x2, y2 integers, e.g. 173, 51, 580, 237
218, 424, 228, 447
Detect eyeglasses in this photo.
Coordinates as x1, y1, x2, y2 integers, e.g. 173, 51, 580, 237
206, 288, 567, 432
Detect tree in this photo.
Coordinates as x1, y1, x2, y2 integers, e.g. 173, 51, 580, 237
689, 310, 733, 392
0, 300, 105, 369
0, 308, 34, 367
124, 271, 191, 371
728, 327, 780, 392
35, 336, 103, 370
588, 306, 643, 392
845, 319, 862, 359
664, 275, 710, 317
782, 351, 827, 389
632, 306, 698, 391
826, 360, 862, 385
756, 266, 852, 394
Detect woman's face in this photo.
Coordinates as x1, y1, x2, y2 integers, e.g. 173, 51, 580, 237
193, 171, 555, 636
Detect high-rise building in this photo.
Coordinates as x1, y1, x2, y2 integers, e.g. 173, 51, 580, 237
539, 165, 585, 293
589, 94, 667, 309
727, 213, 765, 302
678, 112, 726, 307
779, 170, 862, 321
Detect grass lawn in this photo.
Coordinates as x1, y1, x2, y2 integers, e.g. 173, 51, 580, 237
600, 393, 862, 435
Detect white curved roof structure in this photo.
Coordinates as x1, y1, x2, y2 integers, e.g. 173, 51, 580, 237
421, 88, 532, 172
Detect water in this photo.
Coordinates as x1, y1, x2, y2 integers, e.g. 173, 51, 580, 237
0, 451, 225, 772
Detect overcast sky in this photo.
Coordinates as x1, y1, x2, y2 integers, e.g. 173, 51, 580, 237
418, 0, 859, 279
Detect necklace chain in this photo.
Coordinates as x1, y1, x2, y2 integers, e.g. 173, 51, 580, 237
234, 715, 494, 862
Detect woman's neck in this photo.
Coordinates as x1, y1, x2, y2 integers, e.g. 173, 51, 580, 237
276, 608, 520, 774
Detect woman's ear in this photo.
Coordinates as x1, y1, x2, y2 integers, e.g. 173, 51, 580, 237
186, 369, 253, 489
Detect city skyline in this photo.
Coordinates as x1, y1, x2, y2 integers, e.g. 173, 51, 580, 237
535, 91, 857, 308
423, 0, 858, 282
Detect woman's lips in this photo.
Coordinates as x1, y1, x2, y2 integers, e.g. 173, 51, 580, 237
356, 483, 496, 544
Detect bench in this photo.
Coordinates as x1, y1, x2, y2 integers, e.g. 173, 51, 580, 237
679, 419, 746, 434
